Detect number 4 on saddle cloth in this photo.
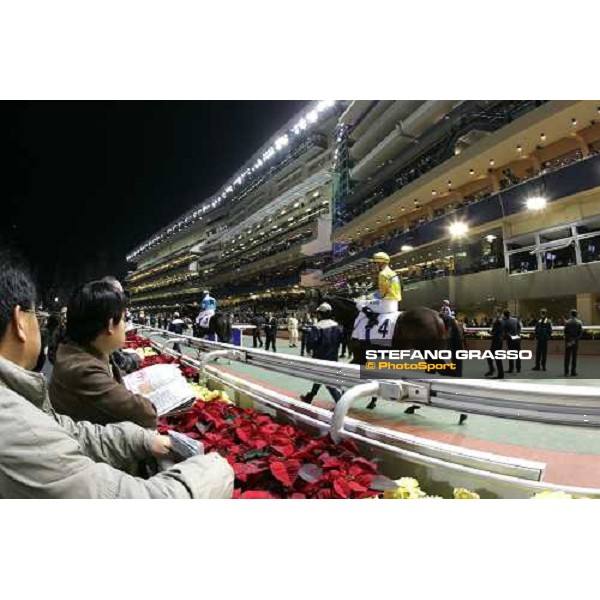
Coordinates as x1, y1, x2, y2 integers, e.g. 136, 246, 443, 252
195, 310, 214, 329
352, 310, 401, 344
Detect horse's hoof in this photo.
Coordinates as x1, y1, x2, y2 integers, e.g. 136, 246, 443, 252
404, 405, 421, 415
459, 414, 468, 425
366, 399, 377, 410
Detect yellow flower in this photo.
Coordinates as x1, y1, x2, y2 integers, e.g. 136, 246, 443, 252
453, 488, 480, 499
383, 477, 427, 499
531, 490, 573, 500
396, 477, 420, 490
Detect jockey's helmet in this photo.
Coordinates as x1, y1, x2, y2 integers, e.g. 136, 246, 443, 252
372, 251, 390, 264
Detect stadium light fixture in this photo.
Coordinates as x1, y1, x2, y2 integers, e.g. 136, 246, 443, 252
485, 234, 497, 243
526, 196, 547, 211
401, 245, 413, 252
449, 221, 469, 237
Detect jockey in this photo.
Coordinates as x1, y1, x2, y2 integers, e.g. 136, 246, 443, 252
196, 290, 217, 328
363, 251, 401, 328
440, 299, 454, 318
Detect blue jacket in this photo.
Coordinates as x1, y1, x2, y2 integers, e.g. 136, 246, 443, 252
200, 295, 217, 311
306, 319, 343, 362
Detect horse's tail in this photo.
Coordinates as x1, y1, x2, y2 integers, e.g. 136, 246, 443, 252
212, 312, 232, 343
224, 314, 232, 343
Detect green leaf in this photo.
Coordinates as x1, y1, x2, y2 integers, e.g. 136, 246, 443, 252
243, 448, 271, 461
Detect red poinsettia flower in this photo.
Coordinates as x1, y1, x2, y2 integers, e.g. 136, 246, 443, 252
133, 333, 385, 499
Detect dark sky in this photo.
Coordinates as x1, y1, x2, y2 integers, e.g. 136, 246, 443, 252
0, 100, 308, 304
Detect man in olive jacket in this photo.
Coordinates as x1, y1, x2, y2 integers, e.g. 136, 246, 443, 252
0, 251, 233, 499
50, 281, 157, 428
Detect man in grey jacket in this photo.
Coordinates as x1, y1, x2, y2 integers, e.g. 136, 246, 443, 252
0, 250, 233, 499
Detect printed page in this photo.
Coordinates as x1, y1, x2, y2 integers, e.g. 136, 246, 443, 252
122, 364, 181, 395
148, 377, 196, 415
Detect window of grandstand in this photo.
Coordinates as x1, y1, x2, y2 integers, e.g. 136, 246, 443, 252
506, 218, 600, 275
389, 229, 504, 284
508, 251, 538, 274
577, 217, 600, 264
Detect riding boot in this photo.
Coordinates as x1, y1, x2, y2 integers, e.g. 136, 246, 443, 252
362, 307, 379, 330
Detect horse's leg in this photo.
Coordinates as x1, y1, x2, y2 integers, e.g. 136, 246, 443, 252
350, 341, 379, 410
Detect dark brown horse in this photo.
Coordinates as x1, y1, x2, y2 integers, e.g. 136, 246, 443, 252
313, 294, 466, 419
192, 312, 232, 343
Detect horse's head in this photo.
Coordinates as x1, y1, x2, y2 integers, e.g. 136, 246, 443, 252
306, 287, 323, 314
322, 294, 358, 330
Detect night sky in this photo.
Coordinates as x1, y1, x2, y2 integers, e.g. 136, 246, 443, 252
0, 101, 308, 305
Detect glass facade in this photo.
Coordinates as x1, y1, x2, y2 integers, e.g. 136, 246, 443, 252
506, 217, 600, 275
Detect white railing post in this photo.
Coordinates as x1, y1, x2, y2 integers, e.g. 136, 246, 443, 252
330, 381, 382, 444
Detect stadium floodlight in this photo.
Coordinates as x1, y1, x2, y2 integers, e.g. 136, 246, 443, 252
526, 196, 547, 211
400, 245, 413, 252
449, 221, 469, 237
485, 234, 497, 243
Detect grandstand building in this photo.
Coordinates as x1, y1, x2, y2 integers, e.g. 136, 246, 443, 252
125, 101, 343, 317
325, 100, 600, 324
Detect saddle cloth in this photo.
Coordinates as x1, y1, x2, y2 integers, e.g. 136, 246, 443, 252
196, 310, 214, 329
352, 311, 401, 343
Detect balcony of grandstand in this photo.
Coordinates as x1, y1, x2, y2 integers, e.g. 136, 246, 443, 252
126, 101, 344, 313
325, 101, 600, 324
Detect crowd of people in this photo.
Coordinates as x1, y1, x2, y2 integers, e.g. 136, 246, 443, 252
0, 249, 234, 499
481, 307, 584, 378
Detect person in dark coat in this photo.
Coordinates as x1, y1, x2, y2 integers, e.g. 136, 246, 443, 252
168, 312, 185, 353
264, 312, 278, 352
300, 314, 315, 357
563, 309, 583, 376
502, 309, 522, 374
300, 303, 344, 404
251, 313, 264, 348
484, 308, 505, 379
532, 308, 552, 371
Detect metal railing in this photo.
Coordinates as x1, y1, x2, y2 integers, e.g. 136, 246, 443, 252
138, 326, 600, 430
136, 326, 600, 498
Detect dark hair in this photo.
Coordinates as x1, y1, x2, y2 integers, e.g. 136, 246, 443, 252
570, 309, 578, 318
503, 309, 511, 318
0, 249, 37, 339
100, 275, 119, 287
66, 281, 126, 345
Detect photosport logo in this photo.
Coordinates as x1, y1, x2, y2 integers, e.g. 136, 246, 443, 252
360, 349, 533, 379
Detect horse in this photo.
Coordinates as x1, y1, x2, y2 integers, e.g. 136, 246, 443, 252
310, 291, 467, 421
192, 312, 233, 343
